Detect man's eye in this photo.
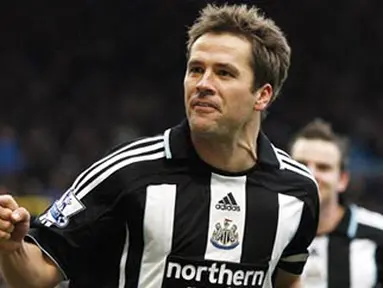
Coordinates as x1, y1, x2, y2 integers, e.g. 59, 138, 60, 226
217, 70, 233, 77
317, 164, 332, 171
189, 67, 203, 74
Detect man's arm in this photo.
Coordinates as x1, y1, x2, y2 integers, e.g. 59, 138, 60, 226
0, 195, 62, 288
0, 137, 137, 287
276, 178, 319, 287
275, 268, 302, 288
0, 242, 62, 288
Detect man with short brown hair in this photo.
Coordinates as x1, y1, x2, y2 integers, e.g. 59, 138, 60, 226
0, 4, 318, 287
290, 119, 383, 287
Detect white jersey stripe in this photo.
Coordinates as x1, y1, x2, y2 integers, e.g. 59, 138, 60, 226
205, 173, 247, 263
301, 236, 329, 288
350, 239, 377, 288
76, 151, 165, 199
356, 206, 383, 231
274, 147, 290, 158
118, 225, 130, 288
163, 128, 172, 159
74, 141, 164, 193
38, 151, 166, 228
278, 154, 313, 176
263, 194, 304, 288
138, 184, 177, 288
271, 145, 316, 181
347, 205, 358, 238
281, 253, 308, 263
280, 161, 316, 183
72, 136, 163, 189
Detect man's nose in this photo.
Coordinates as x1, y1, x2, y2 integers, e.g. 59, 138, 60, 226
196, 71, 215, 96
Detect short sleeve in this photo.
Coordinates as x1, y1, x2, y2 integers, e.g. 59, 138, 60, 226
277, 181, 320, 275
25, 158, 125, 280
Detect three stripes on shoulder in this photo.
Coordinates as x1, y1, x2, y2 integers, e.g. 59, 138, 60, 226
272, 146, 317, 184
71, 135, 166, 201
39, 136, 166, 227
61, 135, 317, 203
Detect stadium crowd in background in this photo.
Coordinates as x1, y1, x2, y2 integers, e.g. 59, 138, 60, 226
1, 0, 382, 215
0, 0, 382, 287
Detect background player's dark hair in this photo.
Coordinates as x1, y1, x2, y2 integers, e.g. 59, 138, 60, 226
289, 118, 350, 172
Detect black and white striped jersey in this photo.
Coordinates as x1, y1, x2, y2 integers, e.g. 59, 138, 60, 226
302, 205, 383, 288
26, 120, 319, 288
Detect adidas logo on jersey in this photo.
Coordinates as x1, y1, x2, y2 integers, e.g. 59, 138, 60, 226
215, 192, 240, 212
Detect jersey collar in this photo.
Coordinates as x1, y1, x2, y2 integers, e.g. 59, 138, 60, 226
163, 119, 280, 169
331, 205, 358, 238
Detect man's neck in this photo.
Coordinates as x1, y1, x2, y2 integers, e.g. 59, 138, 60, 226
191, 129, 259, 173
317, 202, 345, 236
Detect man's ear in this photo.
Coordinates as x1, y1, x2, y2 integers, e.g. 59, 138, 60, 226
338, 171, 350, 193
254, 83, 273, 111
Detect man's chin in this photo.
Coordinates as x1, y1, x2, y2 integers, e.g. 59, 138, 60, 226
188, 116, 217, 136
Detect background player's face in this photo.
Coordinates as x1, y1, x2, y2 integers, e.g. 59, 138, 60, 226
184, 32, 269, 137
290, 138, 349, 207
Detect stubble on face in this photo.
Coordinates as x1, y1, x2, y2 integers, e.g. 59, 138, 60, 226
184, 32, 256, 140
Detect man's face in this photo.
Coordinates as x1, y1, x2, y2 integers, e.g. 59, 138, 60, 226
184, 32, 267, 137
290, 138, 349, 206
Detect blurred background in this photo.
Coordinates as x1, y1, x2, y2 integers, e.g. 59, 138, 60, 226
0, 0, 382, 286
0, 0, 382, 225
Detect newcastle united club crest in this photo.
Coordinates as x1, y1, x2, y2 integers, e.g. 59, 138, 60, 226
210, 218, 239, 250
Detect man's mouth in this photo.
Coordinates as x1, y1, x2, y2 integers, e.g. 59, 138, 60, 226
191, 100, 220, 111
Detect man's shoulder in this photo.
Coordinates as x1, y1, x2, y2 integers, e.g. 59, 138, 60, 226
355, 206, 383, 232
107, 134, 165, 155
101, 134, 167, 174
269, 145, 318, 196
355, 206, 383, 229
354, 205, 383, 244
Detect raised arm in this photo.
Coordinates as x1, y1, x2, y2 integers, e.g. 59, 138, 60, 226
0, 195, 62, 288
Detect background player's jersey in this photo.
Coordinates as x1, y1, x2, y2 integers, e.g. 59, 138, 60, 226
302, 205, 383, 288
26, 120, 319, 288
